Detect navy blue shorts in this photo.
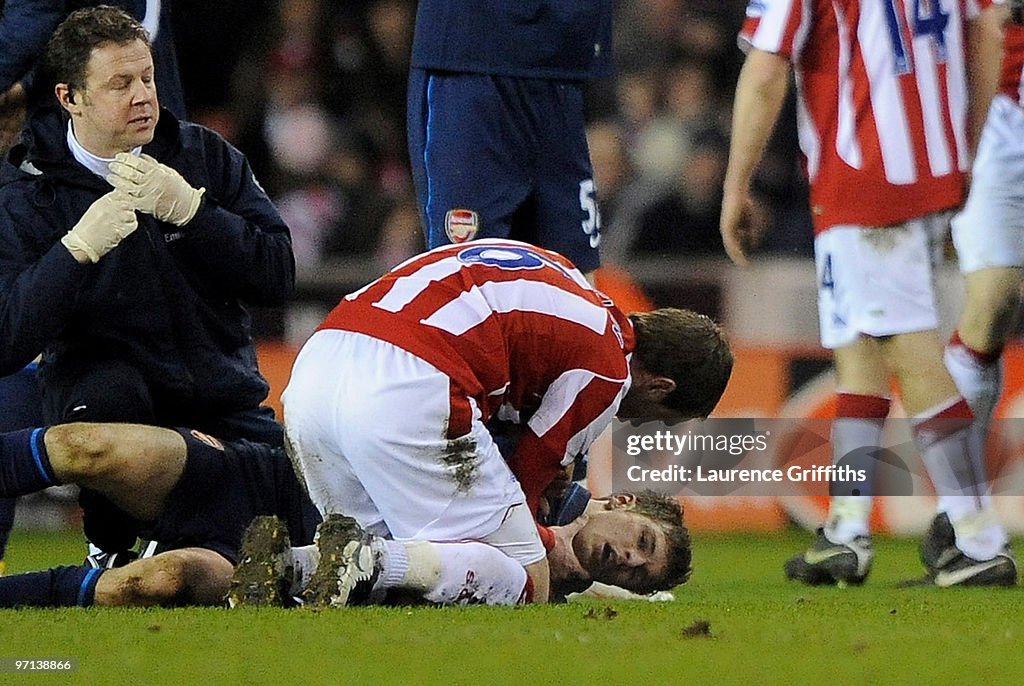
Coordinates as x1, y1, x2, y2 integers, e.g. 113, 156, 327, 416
145, 430, 321, 563
408, 69, 601, 273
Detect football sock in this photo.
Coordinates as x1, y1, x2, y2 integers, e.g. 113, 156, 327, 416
0, 497, 15, 560
913, 396, 1006, 560
825, 393, 889, 544
377, 539, 528, 606
0, 428, 58, 496
944, 332, 1002, 525
945, 331, 1003, 429
284, 545, 319, 597
0, 566, 102, 607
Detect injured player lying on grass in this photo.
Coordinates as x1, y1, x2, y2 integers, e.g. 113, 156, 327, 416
0, 423, 689, 607
227, 487, 691, 608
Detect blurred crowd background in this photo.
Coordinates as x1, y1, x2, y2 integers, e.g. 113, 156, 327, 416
170, 0, 814, 278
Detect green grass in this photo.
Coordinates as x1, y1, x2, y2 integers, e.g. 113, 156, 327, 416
2, 528, 1024, 685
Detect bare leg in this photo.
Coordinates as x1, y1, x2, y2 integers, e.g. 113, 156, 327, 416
94, 548, 233, 607
831, 336, 890, 399
958, 267, 1023, 353
44, 423, 187, 521
878, 331, 961, 416
525, 558, 549, 603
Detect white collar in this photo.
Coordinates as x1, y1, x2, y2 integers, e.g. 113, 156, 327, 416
66, 121, 142, 178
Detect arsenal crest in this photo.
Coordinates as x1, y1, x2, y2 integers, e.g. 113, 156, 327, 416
444, 208, 479, 243
190, 430, 225, 451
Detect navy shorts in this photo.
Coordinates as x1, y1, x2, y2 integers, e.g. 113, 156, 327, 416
408, 69, 601, 273
145, 430, 321, 563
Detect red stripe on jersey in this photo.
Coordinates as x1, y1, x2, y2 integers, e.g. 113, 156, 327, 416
740, 14, 761, 46
1000, 26, 1024, 106
779, 0, 805, 55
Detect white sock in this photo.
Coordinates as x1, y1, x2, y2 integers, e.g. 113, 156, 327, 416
912, 396, 1007, 560
285, 545, 320, 597
825, 393, 888, 543
825, 497, 873, 544
942, 344, 999, 556
944, 340, 1003, 431
376, 540, 528, 606
943, 506, 1007, 561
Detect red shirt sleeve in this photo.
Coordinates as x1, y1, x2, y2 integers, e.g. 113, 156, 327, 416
536, 524, 555, 553
508, 427, 566, 516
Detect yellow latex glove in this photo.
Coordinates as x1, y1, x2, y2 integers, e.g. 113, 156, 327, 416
60, 190, 138, 263
107, 152, 205, 226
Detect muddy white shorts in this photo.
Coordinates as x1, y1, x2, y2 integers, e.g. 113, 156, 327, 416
282, 328, 545, 566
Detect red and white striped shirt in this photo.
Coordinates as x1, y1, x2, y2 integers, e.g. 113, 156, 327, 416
319, 240, 634, 510
1000, 24, 1024, 107
741, 0, 989, 232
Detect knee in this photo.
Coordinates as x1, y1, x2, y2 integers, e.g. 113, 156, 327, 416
102, 550, 230, 607
963, 293, 1022, 350
44, 423, 120, 482
96, 555, 191, 607
147, 550, 232, 605
961, 272, 1024, 348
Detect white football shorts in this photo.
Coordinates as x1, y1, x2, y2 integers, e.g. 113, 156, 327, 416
814, 213, 948, 349
282, 328, 545, 566
951, 94, 1024, 273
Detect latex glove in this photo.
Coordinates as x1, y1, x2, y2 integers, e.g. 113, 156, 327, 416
60, 190, 138, 263
107, 152, 205, 226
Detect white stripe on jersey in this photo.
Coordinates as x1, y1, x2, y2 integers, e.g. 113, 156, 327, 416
943, 5, 971, 172
371, 257, 467, 312
755, 0, 794, 52
861, 1, 916, 183
528, 368, 630, 464
421, 280, 610, 337
1018, 59, 1024, 106
914, 29, 953, 178
836, 3, 863, 172
792, 0, 813, 57
796, 78, 821, 178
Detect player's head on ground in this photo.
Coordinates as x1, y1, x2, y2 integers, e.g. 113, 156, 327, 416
45, 5, 159, 157
572, 491, 691, 595
618, 308, 733, 423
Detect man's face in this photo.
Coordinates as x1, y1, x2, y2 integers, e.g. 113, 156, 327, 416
61, 39, 159, 157
571, 508, 670, 591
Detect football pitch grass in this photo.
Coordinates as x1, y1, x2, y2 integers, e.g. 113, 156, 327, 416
3, 528, 1023, 685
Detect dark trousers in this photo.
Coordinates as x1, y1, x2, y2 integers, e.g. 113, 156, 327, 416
0, 364, 45, 559
40, 358, 283, 553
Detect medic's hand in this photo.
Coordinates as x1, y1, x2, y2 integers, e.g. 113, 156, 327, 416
107, 152, 205, 226
60, 190, 138, 263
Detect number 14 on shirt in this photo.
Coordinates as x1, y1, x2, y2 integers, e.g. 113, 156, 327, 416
884, 0, 949, 75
